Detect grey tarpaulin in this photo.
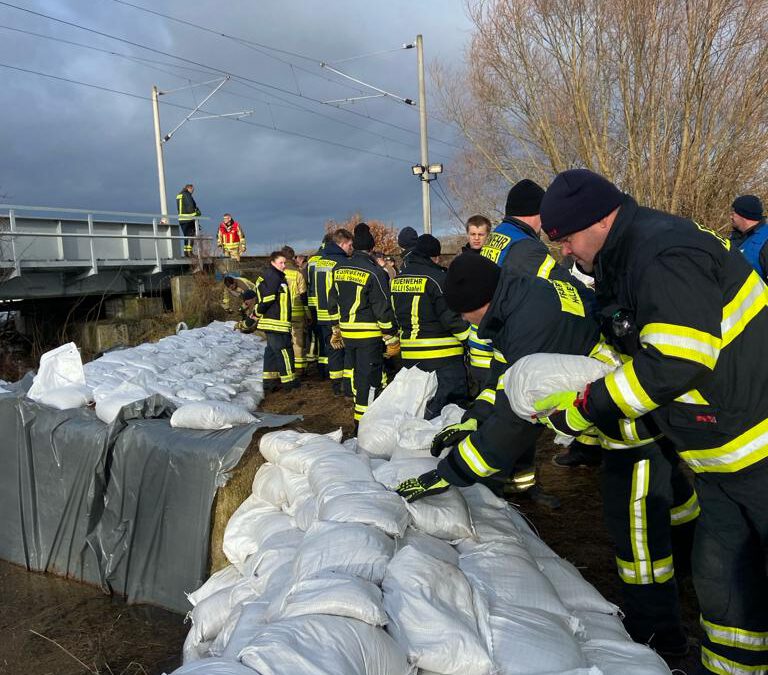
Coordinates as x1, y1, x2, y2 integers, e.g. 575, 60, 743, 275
0, 386, 298, 613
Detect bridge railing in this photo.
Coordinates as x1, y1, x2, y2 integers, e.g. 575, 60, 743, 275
0, 205, 212, 278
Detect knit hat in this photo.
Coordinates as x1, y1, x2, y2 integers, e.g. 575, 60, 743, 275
352, 222, 375, 251
415, 233, 441, 258
242, 289, 257, 300
732, 195, 764, 221
504, 179, 545, 217
540, 169, 624, 241
398, 226, 419, 250
444, 253, 500, 313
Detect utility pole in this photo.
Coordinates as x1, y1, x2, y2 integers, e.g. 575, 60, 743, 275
416, 34, 432, 234
151, 85, 168, 222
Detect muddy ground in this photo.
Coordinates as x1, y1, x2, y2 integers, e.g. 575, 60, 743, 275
1, 372, 700, 675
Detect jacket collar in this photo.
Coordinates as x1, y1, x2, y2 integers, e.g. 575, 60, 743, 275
501, 216, 539, 240
593, 195, 637, 287
323, 241, 348, 258
407, 250, 443, 271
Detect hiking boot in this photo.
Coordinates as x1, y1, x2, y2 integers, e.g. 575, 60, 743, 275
515, 484, 562, 510
552, 440, 602, 468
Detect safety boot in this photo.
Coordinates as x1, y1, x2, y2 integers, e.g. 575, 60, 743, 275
552, 440, 602, 468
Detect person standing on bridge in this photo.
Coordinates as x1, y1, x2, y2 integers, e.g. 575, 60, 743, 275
176, 184, 201, 256
217, 213, 246, 261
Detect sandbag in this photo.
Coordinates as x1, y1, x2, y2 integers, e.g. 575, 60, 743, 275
242, 529, 304, 579
27, 342, 86, 402
572, 611, 631, 642
259, 428, 343, 465
251, 463, 287, 507
309, 453, 374, 496
170, 656, 257, 674
399, 527, 459, 566
36, 383, 94, 410
170, 401, 255, 430
537, 557, 620, 615
461, 484, 532, 542
278, 435, 352, 474
582, 639, 672, 674
187, 565, 241, 607
316, 480, 410, 537
220, 600, 271, 659
95, 382, 151, 423
391, 404, 464, 460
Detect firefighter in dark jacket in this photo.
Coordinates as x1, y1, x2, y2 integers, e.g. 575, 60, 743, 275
255, 250, 298, 392
330, 223, 399, 422
306, 235, 330, 377
391, 234, 470, 419
176, 183, 201, 256
396, 253, 698, 656
397, 226, 419, 274
730, 194, 768, 281
537, 169, 768, 675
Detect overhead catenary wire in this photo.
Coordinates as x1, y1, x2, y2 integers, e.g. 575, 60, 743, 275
431, 178, 464, 227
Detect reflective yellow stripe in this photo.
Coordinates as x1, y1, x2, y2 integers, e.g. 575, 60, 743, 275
721, 272, 768, 347
476, 388, 496, 405
605, 361, 656, 418
537, 254, 556, 279
401, 337, 462, 348
701, 619, 768, 652
348, 285, 363, 324
341, 331, 382, 340
453, 327, 470, 341
675, 389, 709, 404
630, 459, 652, 584
512, 470, 535, 488
576, 432, 600, 446
679, 416, 768, 473
588, 341, 625, 367
701, 646, 768, 674
599, 431, 660, 450
458, 435, 498, 477
653, 555, 674, 583
670, 492, 700, 525
260, 294, 276, 303
340, 321, 379, 330
402, 347, 465, 359
410, 295, 420, 339
640, 322, 720, 369
259, 319, 291, 331
493, 349, 507, 364
469, 355, 492, 368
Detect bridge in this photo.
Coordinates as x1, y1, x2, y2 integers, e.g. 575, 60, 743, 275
0, 205, 211, 301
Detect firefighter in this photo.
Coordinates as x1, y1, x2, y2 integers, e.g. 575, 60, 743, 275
313, 229, 353, 394
306, 235, 330, 376
235, 288, 259, 333
255, 251, 298, 392
176, 183, 200, 256
730, 194, 768, 281
536, 169, 768, 674
222, 274, 258, 312
330, 223, 399, 423
397, 226, 419, 273
391, 234, 470, 419
281, 245, 309, 376
217, 213, 246, 261
396, 253, 697, 656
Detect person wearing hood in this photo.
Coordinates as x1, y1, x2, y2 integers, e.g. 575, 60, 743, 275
330, 223, 399, 423
730, 194, 768, 281
391, 234, 470, 419
217, 213, 246, 261
397, 226, 419, 273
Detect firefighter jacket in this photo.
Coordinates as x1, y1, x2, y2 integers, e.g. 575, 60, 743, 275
331, 250, 397, 342
176, 190, 200, 222
457, 246, 494, 370
731, 221, 768, 281
217, 220, 245, 249
586, 196, 768, 474
306, 244, 324, 310
284, 261, 307, 320
313, 241, 348, 324
222, 276, 258, 311
391, 251, 469, 363
255, 264, 292, 334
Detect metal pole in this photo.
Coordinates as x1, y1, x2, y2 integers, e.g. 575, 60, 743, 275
151, 86, 168, 223
416, 34, 431, 234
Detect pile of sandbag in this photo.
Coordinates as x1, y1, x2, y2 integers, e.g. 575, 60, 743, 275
173, 369, 671, 675
25, 321, 265, 426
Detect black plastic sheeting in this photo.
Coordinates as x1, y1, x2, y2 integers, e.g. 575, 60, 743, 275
0, 381, 298, 613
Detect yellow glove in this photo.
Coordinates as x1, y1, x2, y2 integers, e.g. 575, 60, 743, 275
330, 325, 344, 350
383, 334, 400, 359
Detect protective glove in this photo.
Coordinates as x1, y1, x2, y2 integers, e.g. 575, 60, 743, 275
330, 325, 344, 350
395, 470, 450, 503
533, 390, 595, 436
383, 334, 400, 359
430, 417, 478, 457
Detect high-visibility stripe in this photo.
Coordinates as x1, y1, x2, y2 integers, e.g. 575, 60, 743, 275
675, 389, 709, 404
402, 347, 465, 360
458, 435, 498, 477
670, 492, 700, 525
493, 349, 508, 364
652, 555, 675, 583
537, 255, 556, 279
576, 432, 600, 446
630, 459, 652, 584
476, 388, 496, 405
454, 327, 470, 341
679, 416, 768, 473
588, 341, 626, 367
260, 294, 276, 303
616, 555, 673, 584
701, 646, 767, 674
348, 285, 363, 324
701, 618, 768, 651
340, 330, 382, 339
409, 295, 420, 339
640, 322, 720, 369
401, 336, 463, 347
599, 431, 660, 450
605, 361, 656, 418
328, 370, 343, 380
340, 321, 379, 330
512, 470, 535, 489
316, 309, 341, 322
469, 355, 493, 369
721, 272, 768, 347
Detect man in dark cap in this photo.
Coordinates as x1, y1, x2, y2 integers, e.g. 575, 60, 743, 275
391, 234, 470, 418
329, 223, 399, 424
538, 169, 768, 674
397, 226, 419, 273
730, 194, 768, 281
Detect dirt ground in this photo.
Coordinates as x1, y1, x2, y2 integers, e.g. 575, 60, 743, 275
1, 371, 701, 675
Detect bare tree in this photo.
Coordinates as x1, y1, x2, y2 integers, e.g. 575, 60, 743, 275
435, 0, 768, 231
324, 213, 400, 254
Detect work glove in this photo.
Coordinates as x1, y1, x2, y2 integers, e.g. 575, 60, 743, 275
383, 334, 400, 359
533, 390, 595, 437
395, 470, 450, 503
330, 325, 344, 350
430, 418, 478, 457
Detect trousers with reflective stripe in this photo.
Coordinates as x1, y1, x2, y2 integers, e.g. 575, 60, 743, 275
263, 331, 296, 384
318, 324, 345, 381
600, 441, 698, 643
693, 460, 768, 674
344, 339, 384, 421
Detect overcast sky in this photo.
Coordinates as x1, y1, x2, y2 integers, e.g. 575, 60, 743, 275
0, 0, 474, 252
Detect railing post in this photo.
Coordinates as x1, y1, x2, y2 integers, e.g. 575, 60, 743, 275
152, 217, 162, 274
8, 209, 20, 278
195, 220, 202, 271
87, 213, 98, 276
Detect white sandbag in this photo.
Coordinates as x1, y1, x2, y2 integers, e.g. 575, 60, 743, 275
280, 468, 312, 514
205, 387, 232, 402
171, 656, 257, 674
308, 453, 374, 496
383, 546, 493, 675
503, 353, 615, 420
582, 639, 672, 674
220, 600, 272, 658
181, 630, 210, 665
400, 527, 459, 566
537, 557, 620, 614
572, 611, 631, 642
27, 342, 86, 402
461, 484, 532, 542
238, 615, 411, 675
36, 383, 93, 410
241, 528, 304, 579
459, 541, 569, 617
208, 602, 244, 656
176, 388, 208, 401
222, 495, 294, 570
278, 435, 352, 474
266, 571, 388, 625
317, 480, 410, 537
95, 382, 150, 424
170, 401, 255, 430
259, 428, 343, 465
293, 521, 394, 584
521, 530, 561, 558
231, 393, 259, 411
372, 457, 439, 487
391, 417, 442, 459
251, 463, 287, 507
293, 496, 317, 531
187, 565, 241, 607
489, 606, 587, 675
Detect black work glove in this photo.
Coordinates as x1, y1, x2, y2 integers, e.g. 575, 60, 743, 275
395, 470, 451, 503
430, 418, 478, 457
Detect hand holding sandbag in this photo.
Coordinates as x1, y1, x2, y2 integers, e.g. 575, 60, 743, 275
395, 470, 450, 503
430, 418, 478, 457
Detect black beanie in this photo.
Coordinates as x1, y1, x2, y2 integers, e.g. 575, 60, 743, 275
504, 179, 545, 217
352, 222, 375, 251
732, 195, 764, 221
398, 226, 419, 250
444, 253, 500, 313
415, 233, 441, 258
541, 169, 624, 241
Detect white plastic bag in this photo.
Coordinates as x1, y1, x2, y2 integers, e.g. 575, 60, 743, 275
251, 463, 287, 507
187, 565, 241, 607
222, 495, 293, 570
36, 384, 93, 410
308, 453, 374, 496
537, 557, 620, 615
95, 382, 150, 424
316, 480, 410, 537
170, 401, 255, 430
170, 656, 258, 674
399, 527, 459, 566
27, 343, 86, 402
582, 639, 673, 674
259, 428, 342, 465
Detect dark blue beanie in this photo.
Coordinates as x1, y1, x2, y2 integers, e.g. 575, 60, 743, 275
732, 195, 764, 221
